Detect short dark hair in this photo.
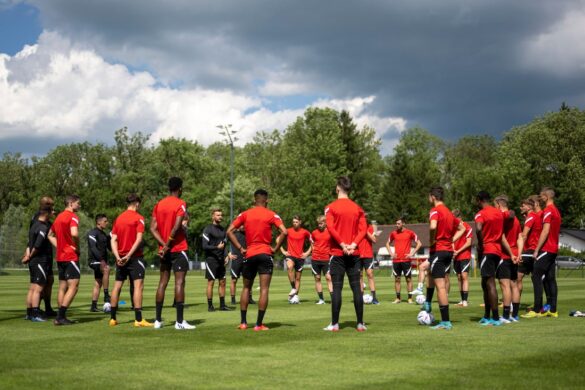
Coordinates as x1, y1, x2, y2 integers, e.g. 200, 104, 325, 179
211, 208, 222, 214
95, 214, 107, 223
39, 196, 54, 208
65, 194, 80, 206
522, 198, 535, 207
254, 189, 269, 199
476, 191, 491, 202
38, 205, 53, 216
292, 215, 301, 221
452, 209, 462, 218
126, 193, 141, 205
337, 176, 352, 193
429, 186, 444, 201
168, 177, 183, 192
494, 194, 509, 207
396, 217, 405, 223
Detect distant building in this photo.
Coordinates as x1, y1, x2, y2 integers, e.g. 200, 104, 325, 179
560, 229, 585, 253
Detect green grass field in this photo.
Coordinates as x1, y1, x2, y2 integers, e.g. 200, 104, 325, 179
1, 269, 584, 389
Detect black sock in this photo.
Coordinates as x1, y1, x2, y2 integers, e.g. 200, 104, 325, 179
58, 306, 67, 320
256, 310, 266, 326
156, 301, 163, 322
512, 302, 520, 317
408, 293, 412, 300
491, 307, 499, 321
91, 300, 97, 308
396, 292, 401, 300
484, 304, 491, 319
290, 281, 295, 289
111, 306, 118, 320
207, 299, 213, 308
33, 307, 40, 318
318, 291, 324, 300
135, 308, 142, 322
241, 310, 247, 324
231, 295, 235, 301
104, 289, 110, 302
176, 302, 184, 323
371, 291, 377, 300
463, 291, 469, 301
460, 291, 465, 301
220, 297, 226, 307
27, 307, 33, 317
439, 305, 449, 322
426, 287, 435, 303
503, 305, 511, 319
44, 298, 53, 312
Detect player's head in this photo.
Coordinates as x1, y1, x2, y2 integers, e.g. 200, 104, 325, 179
540, 187, 555, 204
476, 191, 491, 207
292, 215, 302, 229
529, 194, 542, 210
494, 194, 509, 210
168, 177, 183, 195
37, 204, 53, 219
95, 214, 108, 229
396, 217, 404, 230
126, 193, 141, 209
336, 176, 352, 195
316, 215, 326, 230
452, 209, 462, 218
428, 186, 444, 204
520, 198, 534, 214
211, 208, 223, 224
65, 194, 81, 211
254, 189, 269, 205
39, 196, 55, 215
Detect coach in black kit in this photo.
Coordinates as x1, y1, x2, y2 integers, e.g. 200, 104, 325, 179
87, 214, 111, 311
202, 208, 232, 311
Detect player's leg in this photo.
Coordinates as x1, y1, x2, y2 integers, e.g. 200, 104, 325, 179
101, 261, 110, 303
130, 258, 150, 326
218, 274, 231, 310
205, 258, 217, 311
255, 273, 272, 328
286, 258, 296, 296
206, 279, 216, 311
405, 267, 414, 304
91, 278, 102, 312
109, 278, 124, 325
366, 268, 378, 304
429, 253, 452, 329
155, 260, 171, 325
230, 275, 238, 305
424, 256, 438, 312
293, 258, 303, 298
30, 282, 45, 321
312, 264, 325, 304
239, 276, 253, 327
26, 283, 34, 320
326, 257, 344, 330
42, 262, 55, 316
392, 262, 401, 303
173, 269, 189, 327
347, 256, 365, 330
543, 254, 558, 315
411, 260, 428, 295
498, 278, 511, 321
510, 263, 521, 320
529, 253, 547, 315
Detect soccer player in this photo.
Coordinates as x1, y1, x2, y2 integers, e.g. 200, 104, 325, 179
452, 210, 472, 307
228, 226, 256, 305
48, 195, 82, 325
281, 216, 312, 302
87, 214, 111, 312
227, 189, 287, 331
322, 176, 367, 332
109, 194, 152, 327
425, 187, 461, 330
494, 195, 523, 322
310, 215, 332, 304
358, 218, 380, 304
150, 177, 195, 330
523, 188, 561, 318
386, 218, 422, 304
202, 208, 232, 312
22, 205, 53, 322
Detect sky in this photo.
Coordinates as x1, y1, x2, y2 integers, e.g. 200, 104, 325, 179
1, 0, 584, 156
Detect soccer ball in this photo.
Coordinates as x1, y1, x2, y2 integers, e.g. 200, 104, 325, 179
102, 302, 111, 313
417, 311, 434, 325
289, 295, 300, 304
363, 294, 373, 304
415, 295, 426, 305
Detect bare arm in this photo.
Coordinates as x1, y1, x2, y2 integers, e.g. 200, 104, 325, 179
410, 239, 423, 257
48, 230, 57, 248
271, 224, 288, 254
71, 226, 79, 255
120, 232, 143, 263
110, 233, 121, 262
385, 238, 394, 259
150, 217, 166, 247
429, 220, 438, 247
534, 223, 550, 255
476, 222, 484, 258
452, 222, 466, 243
226, 223, 246, 256
302, 243, 313, 259
501, 234, 513, 259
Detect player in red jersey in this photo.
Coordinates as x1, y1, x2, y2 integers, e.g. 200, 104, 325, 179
310, 216, 332, 304
150, 177, 194, 330
48, 195, 81, 325
281, 216, 312, 302
518, 197, 539, 305
452, 210, 472, 307
227, 189, 287, 331
322, 177, 367, 332
494, 195, 523, 322
109, 194, 152, 327
358, 219, 380, 304
523, 188, 561, 318
386, 218, 422, 304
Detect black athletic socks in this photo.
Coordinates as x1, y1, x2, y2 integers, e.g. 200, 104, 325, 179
155, 301, 163, 322
439, 305, 449, 322
426, 287, 435, 303
463, 291, 469, 302
241, 310, 247, 324
91, 300, 98, 309
318, 291, 324, 300
135, 308, 142, 322
58, 306, 67, 320
176, 302, 184, 323
290, 281, 295, 289
207, 299, 213, 308
220, 297, 226, 308
111, 306, 118, 320
484, 304, 491, 319
503, 305, 511, 320
396, 292, 401, 299
256, 310, 266, 326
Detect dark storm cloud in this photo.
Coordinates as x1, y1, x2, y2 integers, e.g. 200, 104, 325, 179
21, 0, 585, 140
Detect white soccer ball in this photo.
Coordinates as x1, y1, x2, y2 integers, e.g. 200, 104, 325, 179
417, 311, 435, 325
289, 295, 300, 304
363, 294, 373, 304
415, 294, 426, 305
102, 302, 111, 313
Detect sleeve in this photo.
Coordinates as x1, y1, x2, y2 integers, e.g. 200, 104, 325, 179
87, 231, 102, 259
410, 231, 418, 242
429, 209, 439, 222
524, 215, 534, 228
388, 231, 395, 243
232, 212, 245, 229
201, 226, 215, 250
465, 225, 473, 238
325, 206, 343, 245
177, 201, 186, 217
542, 210, 552, 224
111, 221, 118, 236
309, 232, 315, 244
474, 212, 484, 224
352, 208, 367, 245
137, 217, 145, 233
70, 214, 79, 228
33, 226, 48, 249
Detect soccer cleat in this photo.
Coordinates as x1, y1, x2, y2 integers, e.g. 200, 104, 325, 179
219, 306, 233, 311
543, 310, 558, 318
44, 309, 58, 317
410, 287, 424, 296
372, 299, 380, 305
288, 288, 297, 297
134, 319, 154, 327
154, 320, 163, 329
323, 323, 339, 332
54, 318, 73, 326
316, 299, 326, 305
462, 301, 468, 307
407, 299, 413, 304
430, 321, 452, 330
510, 316, 519, 322
499, 317, 511, 324
175, 320, 196, 330
456, 301, 463, 306
249, 297, 257, 304
90, 306, 100, 313
109, 319, 118, 326
490, 319, 503, 326
356, 323, 367, 332
392, 299, 401, 304
253, 324, 269, 331
24, 315, 31, 321
478, 317, 490, 324
521, 310, 542, 318
422, 302, 432, 313
31, 316, 46, 322
237, 323, 248, 330
208, 306, 216, 312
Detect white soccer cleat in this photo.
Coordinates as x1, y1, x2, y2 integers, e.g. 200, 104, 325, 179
154, 320, 163, 329
316, 299, 326, 305
462, 301, 468, 307
175, 320, 196, 330
288, 288, 297, 297
499, 317, 511, 324
410, 287, 424, 295
323, 323, 339, 332
356, 323, 367, 332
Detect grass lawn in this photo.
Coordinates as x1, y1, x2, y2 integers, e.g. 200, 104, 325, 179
1, 269, 584, 389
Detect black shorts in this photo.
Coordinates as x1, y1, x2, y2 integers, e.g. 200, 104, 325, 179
479, 253, 500, 278
311, 261, 329, 276
518, 251, 534, 275
360, 257, 375, 270
230, 257, 244, 279
242, 254, 274, 280
89, 262, 103, 279
454, 259, 471, 274
392, 261, 412, 277
116, 257, 146, 281
57, 261, 81, 281
286, 256, 305, 272
429, 252, 452, 279
161, 251, 190, 273
29, 259, 49, 285
534, 251, 557, 275
496, 259, 518, 280
329, 255, 361, 277
205, 258, 226, 280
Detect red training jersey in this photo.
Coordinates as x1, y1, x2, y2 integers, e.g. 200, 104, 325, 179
324, 198, 367, 257
232, 206, 284, 258
389, 228, 418, 262
152, 196, 187, 253
524, 210, 542, 251
454, 221, 473, 261
502, 216, 521, 260
112, 210, 145, 257
474, 205, 504, 256
51, 210, 80, 261
358, 224, 375, 259
310, 228, 331, 261
286, 227, 311, 258
541, 204, 562, 254
429, 204, 456, 253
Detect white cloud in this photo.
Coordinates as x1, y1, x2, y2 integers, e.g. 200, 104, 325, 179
0, 31, 406, 153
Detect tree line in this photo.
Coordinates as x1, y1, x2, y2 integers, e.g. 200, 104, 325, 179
1, 105, 584, 267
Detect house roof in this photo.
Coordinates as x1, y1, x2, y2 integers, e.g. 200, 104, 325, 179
561, 229, 585, 242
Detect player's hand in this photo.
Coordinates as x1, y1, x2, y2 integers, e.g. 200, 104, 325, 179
159, 245, 169, 258
229, 253, 237, 261
533, 251, 538, 259
218, 241, 225, 249
241, 247, 247, 256
22, 255, 30, 264
282, 250, 290, 257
